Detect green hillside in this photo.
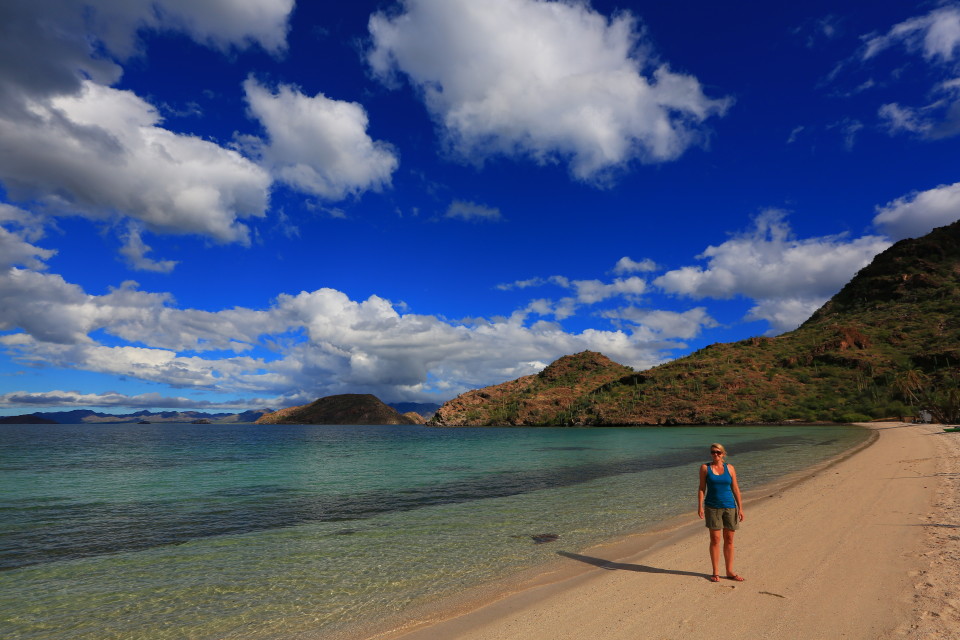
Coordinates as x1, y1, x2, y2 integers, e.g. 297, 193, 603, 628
431, 220, 960, 426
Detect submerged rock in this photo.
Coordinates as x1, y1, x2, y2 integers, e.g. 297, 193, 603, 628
531, 533, 560, 544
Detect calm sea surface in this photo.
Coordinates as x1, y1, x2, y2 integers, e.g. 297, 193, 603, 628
0, 423, 868, 639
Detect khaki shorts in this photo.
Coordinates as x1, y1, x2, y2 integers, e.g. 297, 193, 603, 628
705, 507, 739, 531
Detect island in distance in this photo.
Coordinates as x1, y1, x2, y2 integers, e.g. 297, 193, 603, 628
256, 394, 426, 425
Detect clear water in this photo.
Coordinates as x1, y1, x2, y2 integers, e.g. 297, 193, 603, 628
0, 423, 868, 639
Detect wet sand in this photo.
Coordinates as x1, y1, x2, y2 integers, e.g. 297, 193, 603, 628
361, 423, 960, 640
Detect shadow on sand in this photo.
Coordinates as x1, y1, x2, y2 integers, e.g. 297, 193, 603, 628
557, 550, 707, 579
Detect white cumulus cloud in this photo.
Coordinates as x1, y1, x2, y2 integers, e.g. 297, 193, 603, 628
0, 261, 682, 407
654, 211, 891, 333
0, 0, 293, 113
570, 277, 647, 304
745, 298, 828, 334
602, 306, 717, 340
0, 228, 56, 271
0, 0, 299, 261
242, 78, 399, 200
497, 263, 653, 327
613, 256, 659, 274
0, 204, 54, 270
119, 224, 179, 274
368, 0, 730, 181
873, 181, 960, 240
0, 82, 271, 243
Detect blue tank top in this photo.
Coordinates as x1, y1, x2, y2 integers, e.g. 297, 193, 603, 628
704, 462, 737, 508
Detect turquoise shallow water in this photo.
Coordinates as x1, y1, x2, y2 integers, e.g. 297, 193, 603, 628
0, 423, 869, 639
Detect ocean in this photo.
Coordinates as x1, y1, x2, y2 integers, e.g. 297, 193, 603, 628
0, 422, 869, 639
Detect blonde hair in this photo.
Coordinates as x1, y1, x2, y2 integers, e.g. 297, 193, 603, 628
710, 443, 727, 461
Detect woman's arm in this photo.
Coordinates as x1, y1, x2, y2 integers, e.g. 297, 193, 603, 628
729, 464, 745, 521
697, 464, 707, 519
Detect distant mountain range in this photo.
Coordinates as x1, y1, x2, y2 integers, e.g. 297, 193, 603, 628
0, 409, 274, 424
1, 401, 442, 425
431, 220, 960, 426
389, 402, 441, 418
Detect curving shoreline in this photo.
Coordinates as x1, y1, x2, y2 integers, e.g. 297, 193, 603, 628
350, 423, 959, 640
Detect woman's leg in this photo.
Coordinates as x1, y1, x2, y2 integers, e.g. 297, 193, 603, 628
722, 529, 743, 580
709, 529, 722, 579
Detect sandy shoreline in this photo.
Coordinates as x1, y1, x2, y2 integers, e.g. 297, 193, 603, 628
352, 423, 959, 640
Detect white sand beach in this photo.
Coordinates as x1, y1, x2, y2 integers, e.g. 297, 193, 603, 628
360, 423, 960, 640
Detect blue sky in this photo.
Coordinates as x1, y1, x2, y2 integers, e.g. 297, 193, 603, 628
2, 0, 959, 415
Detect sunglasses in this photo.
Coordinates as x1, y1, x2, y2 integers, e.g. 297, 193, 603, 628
710, 450, 723, 455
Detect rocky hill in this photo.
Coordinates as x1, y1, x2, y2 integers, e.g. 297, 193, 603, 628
432, 351, 632, 426
401, 411, 427, 425
431, 220, 960, 426
256, 394, 421, 425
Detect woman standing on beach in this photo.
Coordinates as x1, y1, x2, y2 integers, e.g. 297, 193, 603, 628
698, 443, 745, 582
